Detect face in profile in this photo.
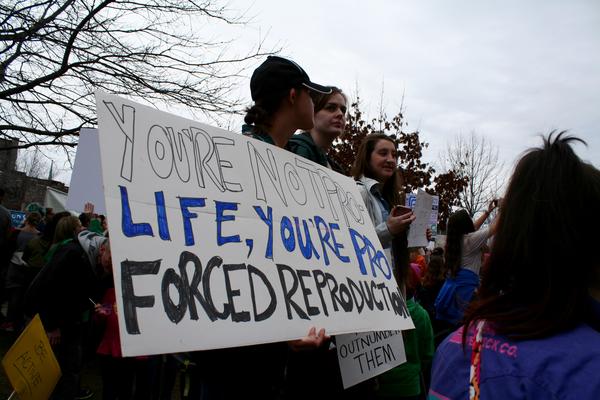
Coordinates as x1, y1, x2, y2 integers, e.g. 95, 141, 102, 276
293, 88, 315, 131
313, 93, 347, 140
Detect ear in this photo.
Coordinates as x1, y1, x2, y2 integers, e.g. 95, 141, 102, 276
288, 87, 298, 104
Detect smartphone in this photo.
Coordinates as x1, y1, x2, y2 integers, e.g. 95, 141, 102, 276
393, 205, 412, 216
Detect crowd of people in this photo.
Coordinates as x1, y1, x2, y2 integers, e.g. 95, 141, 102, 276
0, 55, 598, 400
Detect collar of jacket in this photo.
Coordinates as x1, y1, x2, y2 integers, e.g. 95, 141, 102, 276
358, 175, 383, 194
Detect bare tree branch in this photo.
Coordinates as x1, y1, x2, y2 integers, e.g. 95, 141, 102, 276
0, 0, 276, 150
440, 131, 504, 217
16, 146, 51, 177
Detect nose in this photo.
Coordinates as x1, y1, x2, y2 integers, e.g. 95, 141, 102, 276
335, 110, 346, 126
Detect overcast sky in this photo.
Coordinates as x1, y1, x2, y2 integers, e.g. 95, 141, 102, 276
226, 0, 599, 174
46, 0, 599, 185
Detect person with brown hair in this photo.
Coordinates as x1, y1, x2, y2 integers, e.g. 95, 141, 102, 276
194, 56, 332, 400
434, 202, 498, 327
351, 133, 415, 287
244, 55, 331, 149
429, 133, 600, 399
288, 86, 347, 175
343, 134, 416, 398
283, 86, 349, 398
22, 211, 71, 271
417, 250, 446, 341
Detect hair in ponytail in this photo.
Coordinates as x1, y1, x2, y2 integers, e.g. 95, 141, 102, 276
244, 86, 301, 133
244, 104, 270, 132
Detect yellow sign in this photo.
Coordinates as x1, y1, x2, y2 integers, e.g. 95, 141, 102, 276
2, 314, 61, 400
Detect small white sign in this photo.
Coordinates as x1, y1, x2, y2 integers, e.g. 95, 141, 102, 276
66, 128, 106, 214
407, 189, 434, 248
406, 192, 439, 236
336, 330, 407, 388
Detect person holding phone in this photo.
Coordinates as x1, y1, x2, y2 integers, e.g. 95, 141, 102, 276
351, 133, 415, 289
351, 134, 439, 398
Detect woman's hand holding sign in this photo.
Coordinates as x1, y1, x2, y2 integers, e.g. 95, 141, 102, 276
288, 326, 330, 351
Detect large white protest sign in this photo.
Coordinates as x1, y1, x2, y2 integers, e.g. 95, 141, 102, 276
95, 92, 413, 357
66, 128, 106, 214
336, 330, 406, 388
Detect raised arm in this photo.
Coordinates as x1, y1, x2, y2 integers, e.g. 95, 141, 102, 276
473, 200, 498, 231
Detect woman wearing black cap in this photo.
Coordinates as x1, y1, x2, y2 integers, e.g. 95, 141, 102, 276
244, 56, 331, 149
192, 56, 332, 400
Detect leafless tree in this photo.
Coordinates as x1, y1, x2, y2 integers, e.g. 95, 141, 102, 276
0, 0, 273, 150
16, 147, 50, 178
440, 132, 503, 218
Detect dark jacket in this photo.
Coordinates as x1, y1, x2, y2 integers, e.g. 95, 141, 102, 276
22, 236, 51, 269
189, 127, 289, 399
288, 131, 346, 175
247, 129, 276, 145
25, 239, 98, 331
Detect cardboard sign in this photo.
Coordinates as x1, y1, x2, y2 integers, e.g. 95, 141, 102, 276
2, 315, 61, 400
336, 330, 406, 388
94, 92, 414, 356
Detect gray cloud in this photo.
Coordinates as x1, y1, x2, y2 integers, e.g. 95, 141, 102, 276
237, 0, 599, 169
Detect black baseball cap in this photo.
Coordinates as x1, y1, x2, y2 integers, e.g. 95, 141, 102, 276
250, 56, 331, 101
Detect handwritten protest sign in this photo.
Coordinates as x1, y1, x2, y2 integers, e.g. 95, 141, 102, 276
95, 92, 413, 357
2, 314, 61, 400
336, 330, 406, 388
